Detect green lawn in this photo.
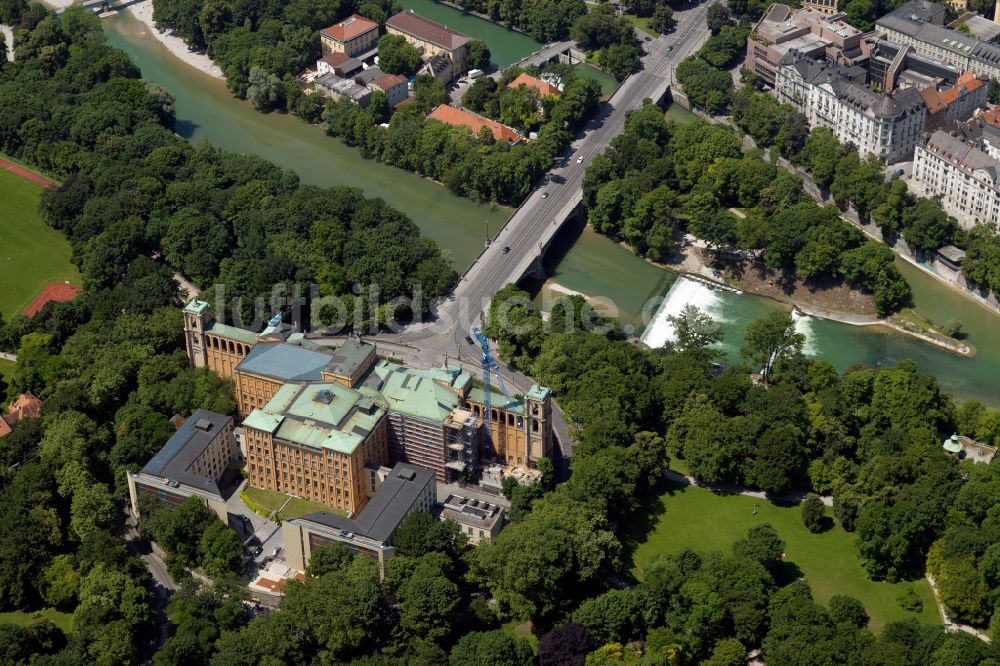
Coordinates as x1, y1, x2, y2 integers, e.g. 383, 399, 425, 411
571, 64, 619, 100
0, 359, 14, 383
0, 163, 79, 319
0, 608, 74, 634
624, 13, 658, 37
241, 487, 343, 521
502, 619, 538, 652
664, 103, 698, 124
623, 479, 940, 631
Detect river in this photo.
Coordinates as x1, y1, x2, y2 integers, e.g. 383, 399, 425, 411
104, 8, 1000, 406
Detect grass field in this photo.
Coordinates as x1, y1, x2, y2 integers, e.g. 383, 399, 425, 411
241, 487, 342, 521
501, 619, 539, 652
0, 359, 13, 384
0, 608, 74, 634
622, 479, 940, 631
0, 163, 79, 319
624, 13, 658, 37
664, 103, 698, 124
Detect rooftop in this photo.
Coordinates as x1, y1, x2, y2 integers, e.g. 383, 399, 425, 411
141, 410, 233, 494
441, 493, 505, 529
372, 73, 408, 91
295, 463, 435, 543
919, 71, 984, 113
237, 341, 334, 382
360, 360, 468, 423
924, 128, 1000, 186
508, 72, 560, 97
323, 339, 376, 380
387, 10, 470, 51
427, 104, 521, 143
950, 14, 1000, 43
320, 14, 379, 43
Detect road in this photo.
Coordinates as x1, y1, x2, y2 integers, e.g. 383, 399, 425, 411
123, 511, 176, 660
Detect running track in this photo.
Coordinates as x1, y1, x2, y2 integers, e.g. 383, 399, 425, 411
0, 157, 55, 188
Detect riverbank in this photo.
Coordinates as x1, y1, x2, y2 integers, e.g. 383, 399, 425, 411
124, 0, 223, 79
610, 233, 975, 356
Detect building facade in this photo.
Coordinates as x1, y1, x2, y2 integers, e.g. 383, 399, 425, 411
320, 14, 380, 57
913, 126, 1000, 229
440, 493, 505, 544
282, 463, 435, 576
127, 410, 238, 523
243, 382, 389, 515
386, 10, 469, 82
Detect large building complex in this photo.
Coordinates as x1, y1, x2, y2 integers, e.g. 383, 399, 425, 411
182, 301, 553, 510
127, 410, 239, 522
283, 462, 436, 575
386, 10, 469, 83
876, 0, 1000, 81
913, 112, 1000, 228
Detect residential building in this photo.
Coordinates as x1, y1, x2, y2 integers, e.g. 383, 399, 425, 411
440, 493, 505, 544
876, 0, 1000, 81
242, 382, 389, 515
314, 73, 372, 105
774, 54, 927, 162
919, 70, 987, 131
0, 392, 41, 439
386, 10, 469, 82
949, 13, 1000, 43
427, 104, 521, 143
912, 124, 1000, 228
320, 14, 380, 58
747, 5, 867, 87
127, 410, 238, 522
507, 72, 561, 98
369, 73, 409, 106
282, 463, 435, 576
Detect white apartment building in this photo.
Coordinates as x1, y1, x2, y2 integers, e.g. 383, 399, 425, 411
775, 55, 927, 163
913, 125, 1000, 229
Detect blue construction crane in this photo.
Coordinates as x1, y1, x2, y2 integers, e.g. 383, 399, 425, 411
471, 326, 523, 439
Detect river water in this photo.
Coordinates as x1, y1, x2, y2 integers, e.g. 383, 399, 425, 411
104, 9, 1000, 405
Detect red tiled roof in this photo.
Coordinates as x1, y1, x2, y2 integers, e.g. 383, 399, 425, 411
386, 10, 469, 51
507, 73, 560, 97
921, 71, 985, 114
372, 73, 407, 91
320, 14, 379, 43
977, 106, 1000, 128
427, 105, 520, 143
0, 419, 11, 439
7, 393, 41, 421
320, 52, 351, 68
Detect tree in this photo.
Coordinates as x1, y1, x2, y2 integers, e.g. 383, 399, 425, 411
706, 3, 732, 33
829, 595, 869, 628
393, 511, 465, 560
413, 73, 448, 113
307, 543, 354, 577
668, 304, 722, 357
707, 638, 746, 666
732, 523, 784, 573
41, 554, 80, 608
599, 44, 641, 81
467, 39, 491, 70
740, 312, 805, 384
449, 630, 534, 666
843, 0, 875, 31
246, 66, 284, 110
378, 34, 422, 75
571, 589, 643, 645
394, 554, 461, 642
650, 4, 673, 34
801, 493, 826, 533
538, 623, 592, 666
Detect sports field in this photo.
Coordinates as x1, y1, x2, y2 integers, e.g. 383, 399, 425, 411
622, 479, 940, 631
0, 162, 79, 319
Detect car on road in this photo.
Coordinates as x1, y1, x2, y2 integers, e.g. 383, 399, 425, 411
501, 246, 511, 254
667, 44, 674, 51
541, 191, 548, 198
895, 168, 905, 176
465, 335, 475, 345
576, 156, 584, 163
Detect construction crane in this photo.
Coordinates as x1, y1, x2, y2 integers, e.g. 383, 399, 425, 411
471, 326, 523, 439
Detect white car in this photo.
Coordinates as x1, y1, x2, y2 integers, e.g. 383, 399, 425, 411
576, 156, 584, 164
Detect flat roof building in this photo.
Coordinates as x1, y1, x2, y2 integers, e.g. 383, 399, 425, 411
127, 410, 238, 522
282, 463, 436, 576
441, 493, 505, 544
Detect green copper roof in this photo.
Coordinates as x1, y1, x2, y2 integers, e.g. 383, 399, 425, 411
467, 386, 525, 414
526, 385, 551, 402
247, 382, 385, 455
206, 322, 259, 345
360, 361, 468, 423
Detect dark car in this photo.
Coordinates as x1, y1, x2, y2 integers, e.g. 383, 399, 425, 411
501, 246, 510, 254
465, 335, 475, 345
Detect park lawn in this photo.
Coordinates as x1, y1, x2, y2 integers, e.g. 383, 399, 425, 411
664, 103, 698, 124
501, 619, 539, 652
571, 64, 619, 100
0, 165, 79, 319
0, 608, 74, 634
241, 487, 343, 521
623, 479, 940, 632
0, 359, 13, 383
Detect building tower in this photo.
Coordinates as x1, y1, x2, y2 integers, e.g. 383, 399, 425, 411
183, 300, 211, 369
525, 386, 553, 466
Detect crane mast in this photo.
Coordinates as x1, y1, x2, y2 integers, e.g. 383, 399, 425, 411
471, 327, 523, 441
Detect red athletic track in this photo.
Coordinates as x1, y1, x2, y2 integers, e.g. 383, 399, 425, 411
0, 157, 55, 188
24, 282, 81, 317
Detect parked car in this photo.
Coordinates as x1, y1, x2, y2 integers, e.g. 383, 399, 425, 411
465, 335, 475, 345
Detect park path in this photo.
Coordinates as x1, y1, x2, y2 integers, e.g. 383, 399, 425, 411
926, 574, 992, 642
0, 352, 15, 363
663, 469, 833, 506
0, 157, 54, 188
